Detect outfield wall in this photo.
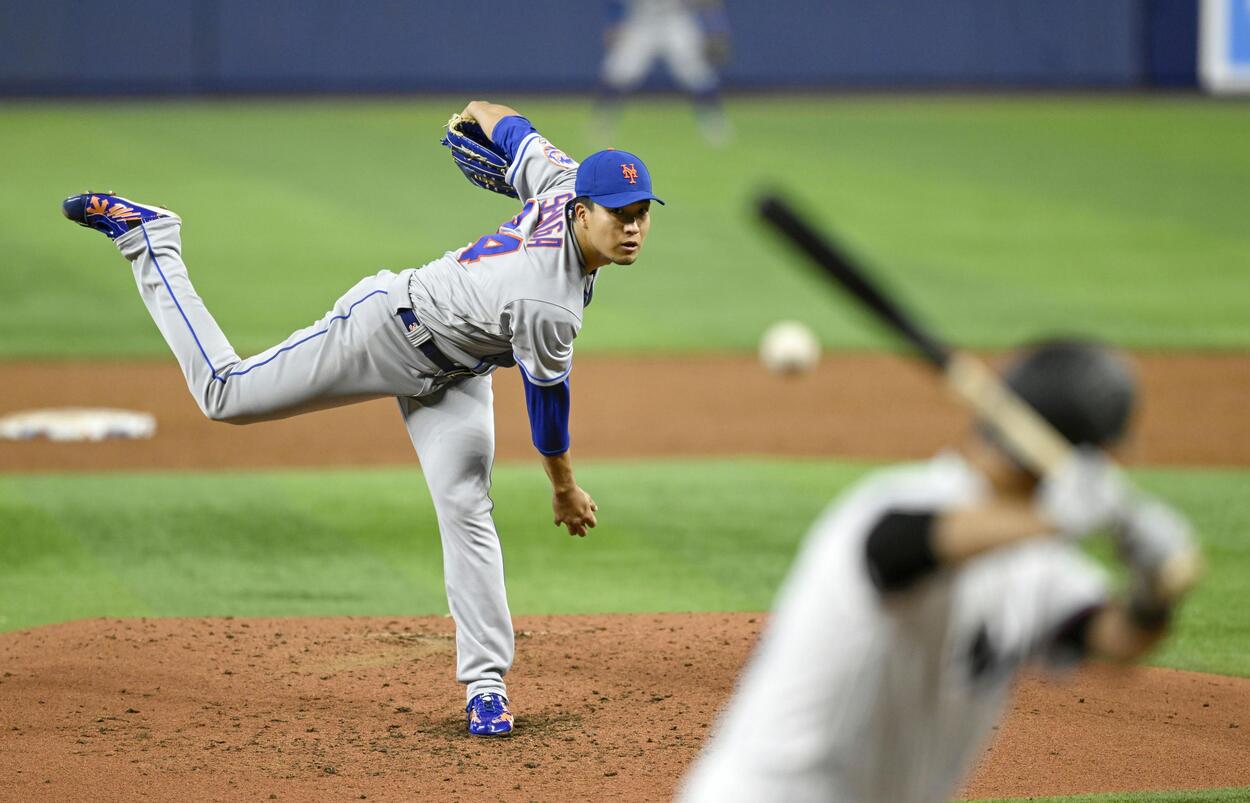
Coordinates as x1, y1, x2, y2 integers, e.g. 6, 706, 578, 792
0, 0, 1197, 95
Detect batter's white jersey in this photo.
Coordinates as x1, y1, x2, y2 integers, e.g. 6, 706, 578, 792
404, 132, 591, 387
679, 453, 1108, 803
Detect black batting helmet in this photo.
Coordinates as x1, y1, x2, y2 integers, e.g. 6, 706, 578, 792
998, 339, 1137, 450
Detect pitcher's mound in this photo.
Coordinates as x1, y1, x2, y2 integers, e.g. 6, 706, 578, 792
1, 613, 1247, 801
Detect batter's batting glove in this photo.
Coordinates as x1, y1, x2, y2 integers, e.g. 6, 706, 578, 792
1115, 495, 1197, 627
1114, 495, 1195, 582
440, 113, 518, 199
1035, 448, 1128, 539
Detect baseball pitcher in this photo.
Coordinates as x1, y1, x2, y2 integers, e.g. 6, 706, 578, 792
61, 100, 663, 737
679, 341, 1197, 802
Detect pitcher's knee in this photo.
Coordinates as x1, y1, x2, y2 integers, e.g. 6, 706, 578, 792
199, 387, 251, 424
204, 407, 250, 424
201, 401, 246, 424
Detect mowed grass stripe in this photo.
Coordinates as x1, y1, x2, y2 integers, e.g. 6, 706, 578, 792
2, 96, 1248, 356
975, 786, 1250, 802
0, 484, 154, 626
1, 460, 1247, 679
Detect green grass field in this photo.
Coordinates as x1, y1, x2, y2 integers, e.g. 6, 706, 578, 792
2, 461, 1248, 678
981, 789, 1250, 803
2, 96, 1248, 356
2, 96, 1248, 801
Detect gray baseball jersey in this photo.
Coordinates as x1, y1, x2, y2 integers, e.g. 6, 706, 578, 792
406, 132, 589, 387
107, 127, 594, 705
679, 453, 1108, 803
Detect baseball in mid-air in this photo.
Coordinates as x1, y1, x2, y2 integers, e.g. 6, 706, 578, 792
759, 320, 821, 375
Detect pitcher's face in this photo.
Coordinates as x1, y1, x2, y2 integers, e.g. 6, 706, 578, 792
579, 200, 651, 266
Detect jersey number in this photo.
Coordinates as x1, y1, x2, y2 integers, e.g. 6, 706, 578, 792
458, 232, 523, 264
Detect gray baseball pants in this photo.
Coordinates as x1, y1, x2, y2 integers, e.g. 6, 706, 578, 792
115, 217, 513, 702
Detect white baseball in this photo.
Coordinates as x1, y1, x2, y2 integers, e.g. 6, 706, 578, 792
759, 320, 821, 375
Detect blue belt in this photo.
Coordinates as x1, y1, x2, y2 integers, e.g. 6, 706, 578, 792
397, 309, 466, 375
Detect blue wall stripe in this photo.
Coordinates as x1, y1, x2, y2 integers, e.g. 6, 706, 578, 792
0, 0, 1198, 94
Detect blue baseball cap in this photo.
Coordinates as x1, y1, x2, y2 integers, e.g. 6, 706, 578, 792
575, 149, 665, 208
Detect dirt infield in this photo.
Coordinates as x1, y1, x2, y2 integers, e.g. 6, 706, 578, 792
2, 352, 1249, 472
2, 353, 1248, 800
2, 615, 1248, 803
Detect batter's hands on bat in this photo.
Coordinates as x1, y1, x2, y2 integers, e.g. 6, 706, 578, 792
1114, 495, 1199, 617
1035, 448, 1127, 538
1115, 496, 1193, 574
553, 485, 598, 537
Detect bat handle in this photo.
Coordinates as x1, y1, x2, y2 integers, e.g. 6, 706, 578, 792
944, 352, 1072, 476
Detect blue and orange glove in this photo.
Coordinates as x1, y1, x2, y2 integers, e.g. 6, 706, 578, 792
440, 113, 518, 199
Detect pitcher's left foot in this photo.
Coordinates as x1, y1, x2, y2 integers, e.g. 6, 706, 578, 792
62, 192, 177, 239
466, 692, 514, 736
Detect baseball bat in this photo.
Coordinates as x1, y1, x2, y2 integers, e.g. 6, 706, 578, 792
756, 192, 1200, 602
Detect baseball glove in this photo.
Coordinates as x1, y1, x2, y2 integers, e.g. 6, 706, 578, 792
440, 113, 517, 198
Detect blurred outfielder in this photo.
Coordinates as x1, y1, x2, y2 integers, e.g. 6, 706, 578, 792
679, 341, 1196, 802
61, 100, 663, 737
595, 0, 732, 145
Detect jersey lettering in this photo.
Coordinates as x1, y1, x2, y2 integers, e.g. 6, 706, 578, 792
458, 232, 523, 264
529, 193, 573, 249
501, 200, 538, 232
458, 191, 574, 263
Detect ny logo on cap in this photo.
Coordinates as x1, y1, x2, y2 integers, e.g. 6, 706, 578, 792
620, 163, 639, 184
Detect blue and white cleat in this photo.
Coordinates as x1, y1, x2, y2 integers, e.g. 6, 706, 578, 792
466, 692, 514, 737
61, 192, 176, 239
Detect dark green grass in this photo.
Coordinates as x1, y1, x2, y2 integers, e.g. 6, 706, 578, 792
2, 460, 1247, 679
3, 96, 1248, 357
974, 788, 1250, 802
